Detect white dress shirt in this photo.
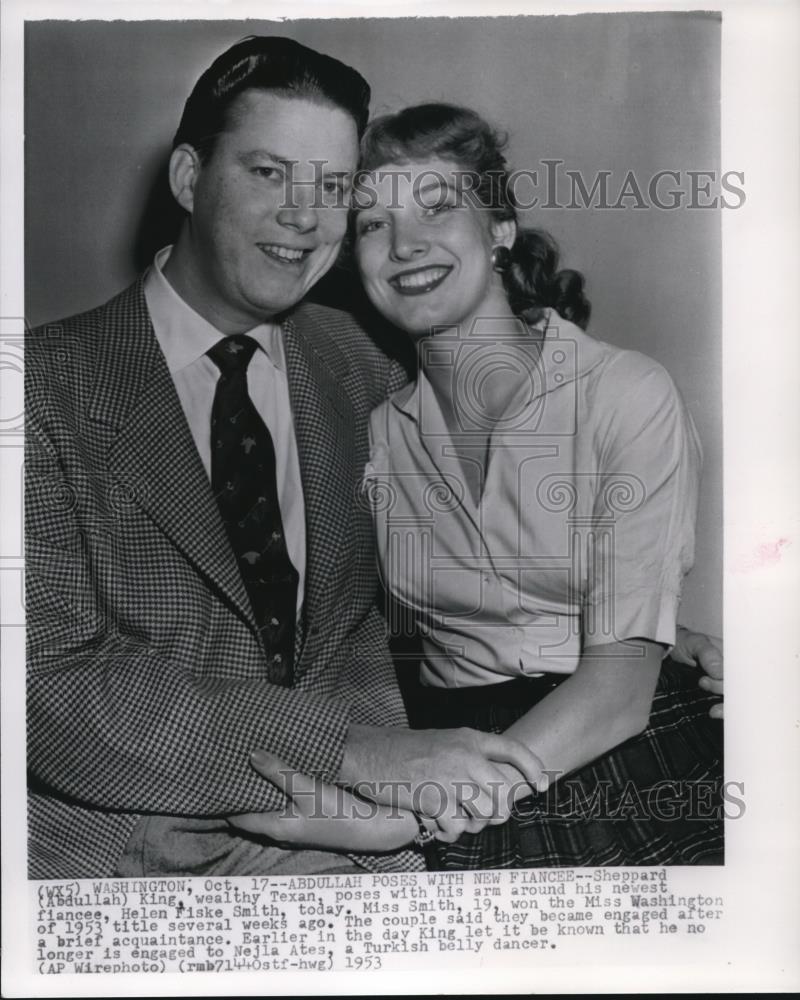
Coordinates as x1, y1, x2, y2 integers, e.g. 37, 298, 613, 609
366, 310, 702, 688
144, 246, 306, 613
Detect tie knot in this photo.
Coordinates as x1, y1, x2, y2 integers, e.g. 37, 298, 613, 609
208, 335, 259, 375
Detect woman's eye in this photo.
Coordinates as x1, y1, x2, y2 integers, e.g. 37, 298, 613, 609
358, 219, 387, 235
252, 165, 282, 180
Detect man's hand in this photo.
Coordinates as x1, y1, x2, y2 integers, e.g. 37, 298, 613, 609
339, 724, 547, 843
673, 626, 724, 719
229, 751, 421, 852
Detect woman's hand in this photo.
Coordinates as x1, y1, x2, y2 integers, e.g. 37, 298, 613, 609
228, 751, 423, 853
672, 626, 724, 719
340, 723, 547, 841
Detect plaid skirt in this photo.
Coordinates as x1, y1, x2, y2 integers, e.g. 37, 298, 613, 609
405, 658, 724, 869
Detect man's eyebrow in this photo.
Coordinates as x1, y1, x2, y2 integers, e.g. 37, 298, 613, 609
239, 149, 352, 179
239, 148, 297, 165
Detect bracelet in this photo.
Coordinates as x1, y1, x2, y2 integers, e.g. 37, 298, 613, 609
412, 813, 437, 848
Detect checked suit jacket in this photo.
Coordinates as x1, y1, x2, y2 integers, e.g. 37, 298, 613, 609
26, 278, 421, 878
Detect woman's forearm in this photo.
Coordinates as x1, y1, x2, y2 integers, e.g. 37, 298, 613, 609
503, 640, 662, 784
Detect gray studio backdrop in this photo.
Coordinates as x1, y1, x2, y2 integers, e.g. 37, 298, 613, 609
24, 13, 722, 635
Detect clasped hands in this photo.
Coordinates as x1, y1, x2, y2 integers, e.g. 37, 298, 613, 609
230, 633, 723, 853
228, 723, 547, 854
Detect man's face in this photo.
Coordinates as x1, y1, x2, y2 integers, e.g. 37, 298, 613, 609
176, 90, 359, 331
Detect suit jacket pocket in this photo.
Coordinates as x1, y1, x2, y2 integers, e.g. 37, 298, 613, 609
26, 533, 110, 661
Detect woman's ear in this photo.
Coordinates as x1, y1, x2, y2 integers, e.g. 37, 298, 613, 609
169, 144, 202, 214
491, 218, 517, 250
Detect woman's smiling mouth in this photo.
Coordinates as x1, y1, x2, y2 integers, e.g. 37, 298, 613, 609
389, 265, 452, 295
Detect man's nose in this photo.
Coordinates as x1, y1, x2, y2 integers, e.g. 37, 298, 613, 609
276, 190, 319, 234
390, 224, 429, 262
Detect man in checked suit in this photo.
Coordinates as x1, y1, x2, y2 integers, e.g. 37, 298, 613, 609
26, 37, 723, 879
26, 37, 554, 879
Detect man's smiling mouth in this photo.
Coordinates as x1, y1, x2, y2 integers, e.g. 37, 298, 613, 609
257, 243, 312, 265
389, 265, 452, 296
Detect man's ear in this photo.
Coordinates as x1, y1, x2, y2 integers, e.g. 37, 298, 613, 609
169, 144, 202, 214
491, 218, 517, 250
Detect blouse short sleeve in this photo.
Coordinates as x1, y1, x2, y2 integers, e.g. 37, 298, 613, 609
582, 351, 702, 650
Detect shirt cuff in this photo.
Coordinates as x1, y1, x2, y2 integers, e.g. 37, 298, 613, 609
582, 587, 681, 651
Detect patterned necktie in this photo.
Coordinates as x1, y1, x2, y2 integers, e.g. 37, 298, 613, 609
208, 334, 298, 686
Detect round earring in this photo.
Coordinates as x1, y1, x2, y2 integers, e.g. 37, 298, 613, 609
491, 245, 511, 272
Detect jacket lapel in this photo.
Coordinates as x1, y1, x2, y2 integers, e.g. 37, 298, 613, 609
93, 281, 256, 631
88, 283, 360, 665
282, 308, 356, 672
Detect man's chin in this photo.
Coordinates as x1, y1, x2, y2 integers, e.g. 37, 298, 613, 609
260, 264, 338, 315
248, 281, 314, 319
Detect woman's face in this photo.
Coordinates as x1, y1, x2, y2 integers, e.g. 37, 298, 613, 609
354, 157, 514, 337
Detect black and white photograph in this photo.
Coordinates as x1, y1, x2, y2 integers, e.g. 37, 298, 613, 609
2, 0, 798, 995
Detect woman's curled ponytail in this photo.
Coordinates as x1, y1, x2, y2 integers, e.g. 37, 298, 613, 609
505, 229, 591, 330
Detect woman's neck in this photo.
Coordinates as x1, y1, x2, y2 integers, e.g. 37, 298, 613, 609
422, 311, 543, 427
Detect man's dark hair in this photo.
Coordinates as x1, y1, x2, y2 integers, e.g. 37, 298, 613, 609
173, 35, 371, 161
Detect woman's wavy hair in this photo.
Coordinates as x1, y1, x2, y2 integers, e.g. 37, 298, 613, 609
359, 103, 590, 329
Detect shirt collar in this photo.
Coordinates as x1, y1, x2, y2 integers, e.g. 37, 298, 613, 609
144, 245, 286, 373
391, 308, 608, 422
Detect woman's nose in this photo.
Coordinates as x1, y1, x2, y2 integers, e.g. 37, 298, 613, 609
391, 225, 429, 261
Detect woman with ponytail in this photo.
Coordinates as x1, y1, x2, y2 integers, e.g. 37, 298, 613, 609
353, 103, 723, 868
